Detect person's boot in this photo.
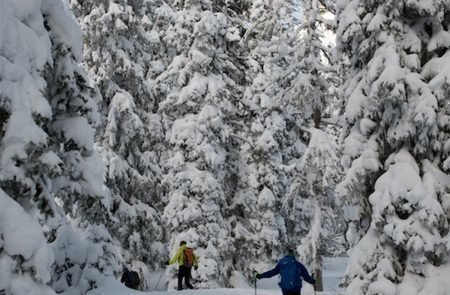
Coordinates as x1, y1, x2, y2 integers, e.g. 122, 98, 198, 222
177, 274, 183, 290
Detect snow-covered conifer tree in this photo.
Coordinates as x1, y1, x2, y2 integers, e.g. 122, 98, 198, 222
0, 190, 55, 295
0, 0, 116, 293
42, 0, 105, 227
284, 0, 335, 127
41, 0, 120, 293
0, 0, 55, 230
154, 0, 250, 288
236, 0, 308, 275
51, 221, 121, 294
290, 129, 343, 291
336, 0, 450, 294
0, 0, 66, 293
69, 0, 169, 274
280, 1, 343, 290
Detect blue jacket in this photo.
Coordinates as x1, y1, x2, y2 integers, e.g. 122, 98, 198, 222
259, 255, 315, 291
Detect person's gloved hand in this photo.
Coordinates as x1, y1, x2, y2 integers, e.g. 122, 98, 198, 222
164, 260, 169, 265
255, 273, 262, 280
194, 266, 198, 270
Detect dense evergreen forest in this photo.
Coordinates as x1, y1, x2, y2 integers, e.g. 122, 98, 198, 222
1, 0, 450, 294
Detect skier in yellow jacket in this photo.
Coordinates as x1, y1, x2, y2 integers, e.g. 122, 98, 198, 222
166, 241, 199, 290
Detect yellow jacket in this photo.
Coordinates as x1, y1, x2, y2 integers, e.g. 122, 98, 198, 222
169, 244, 199, 267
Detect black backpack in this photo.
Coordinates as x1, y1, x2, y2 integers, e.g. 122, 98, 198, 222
125, 270, 140, 289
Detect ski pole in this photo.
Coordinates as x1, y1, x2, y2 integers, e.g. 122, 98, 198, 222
253, 271, 258, 295
154, 271, 164, 291
313, 274, 317, 295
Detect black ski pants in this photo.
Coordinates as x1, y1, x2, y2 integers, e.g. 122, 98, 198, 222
178, 265, 194, 290
282, 289, 301, 295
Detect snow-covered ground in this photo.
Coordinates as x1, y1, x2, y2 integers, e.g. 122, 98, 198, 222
88, 257, 347, 295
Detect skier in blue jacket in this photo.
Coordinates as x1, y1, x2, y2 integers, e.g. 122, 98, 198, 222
255, 249, 316, 295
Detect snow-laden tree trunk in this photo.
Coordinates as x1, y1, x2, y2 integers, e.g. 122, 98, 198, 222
302, 200, 323, 291
291, 129, 343, 292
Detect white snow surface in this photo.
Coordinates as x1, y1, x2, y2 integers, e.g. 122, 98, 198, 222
88, 279, 327, 295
